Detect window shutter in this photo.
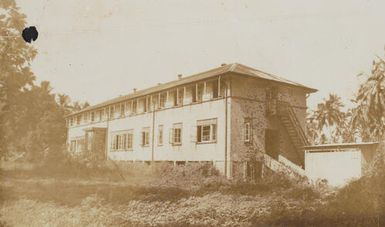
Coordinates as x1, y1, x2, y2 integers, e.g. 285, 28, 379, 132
212, 124, 217, 141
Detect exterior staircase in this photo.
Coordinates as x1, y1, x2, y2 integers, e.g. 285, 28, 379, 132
263, 153, 306, 179
276, 101, 309, 154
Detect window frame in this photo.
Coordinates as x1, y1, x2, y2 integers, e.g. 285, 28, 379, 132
196, 118, 217, 144
141, 127, 150, 147
171, 123, 182, 146
158, 125, 163, 146
244, 121, 252, 144
110, 130, 134, 151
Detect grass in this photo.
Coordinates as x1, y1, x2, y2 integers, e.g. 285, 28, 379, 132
2, 157, 384, 226
0, 160, 325, 226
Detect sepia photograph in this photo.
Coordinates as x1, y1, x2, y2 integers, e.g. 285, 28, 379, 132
1, 0, 385, 226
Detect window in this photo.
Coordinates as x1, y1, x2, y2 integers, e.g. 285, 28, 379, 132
142, 98, 147, 113
147, 96, 152, 112
70, 137, 84, 152
170, 123, 182, 145
171, 90, 177, 107
125, 101, 131, 115
120, 103, 125, 117
191, 85, 197, 103
111, 130, 133, 151
158, 125, 163, 146
177, 88, 184, 105
244, 121, 251, 143
132, 100, 137, 114
159, 92, 166, 108
91, 112, 95, 122
76, 115, 81, 125
83, 113, 88, 122
109, 106, 114, 119
212, 79, 219, 99
141, 127, 150, 146
99, 109, 104, 121
152, 95, 159, 110
197, 119, 217, 143
197, 83, 204, 102
115, 104, 120, 117
69, 118, 74, 126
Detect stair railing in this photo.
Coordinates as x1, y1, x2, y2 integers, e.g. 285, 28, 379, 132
277, 101, 309, 147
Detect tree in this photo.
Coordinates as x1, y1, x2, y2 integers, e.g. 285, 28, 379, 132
308, 94, 346, 144
0, 0, 37, 157
352, 56, 385, 141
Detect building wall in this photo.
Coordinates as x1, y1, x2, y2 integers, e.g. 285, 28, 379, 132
229, 75, 308, 176
67, 98, 229, 174
305, 150, 362, 187
66, 74, 310, 177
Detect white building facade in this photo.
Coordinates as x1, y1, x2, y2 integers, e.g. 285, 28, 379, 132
66, 63, 316, 178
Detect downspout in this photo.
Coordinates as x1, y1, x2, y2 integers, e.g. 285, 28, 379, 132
151, 97, 156, 164
224, 87, 228, 177
224, 76, 231, 178
105, 109, 110, 160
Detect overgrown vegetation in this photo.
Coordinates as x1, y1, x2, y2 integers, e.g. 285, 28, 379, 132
0, 161, 323, 226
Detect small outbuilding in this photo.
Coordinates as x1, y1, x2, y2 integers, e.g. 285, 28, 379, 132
304, 142, 379, 187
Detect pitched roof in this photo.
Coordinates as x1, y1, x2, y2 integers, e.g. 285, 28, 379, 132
67, 63, 317, 117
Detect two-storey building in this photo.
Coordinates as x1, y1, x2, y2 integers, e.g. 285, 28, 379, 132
65, 63, 316, 178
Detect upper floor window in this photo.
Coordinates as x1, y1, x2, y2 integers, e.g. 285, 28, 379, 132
152, 94, 159, 110
125, 101, 131, 115
196, 83, 204, 102
115, 104, 120, 117
120, 103, 125, 117
197, 118, 217, 143
132, 100, 137, 114
90, 112, 95, 122
170, 123, 182, 145
159, 92, 167, 108
190, 85, 197, 103
141, 127, 150, 147
84, 112, 89, 122
109, 106, 114, 119
177, 88, 184, 106
76, 115, 81, 125
171, 90, 177, 107
211, 79, 219, 99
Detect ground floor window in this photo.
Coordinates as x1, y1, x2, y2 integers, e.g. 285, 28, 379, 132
111, 130, 133, 151
197, 118, 217, 143
170, 123, 182, 145
158, 125, 163, 146
69, 137, 85, 152
141, 127, 150, 147
244, 121, 251, 143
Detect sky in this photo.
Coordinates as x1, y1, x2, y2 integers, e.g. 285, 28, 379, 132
16, 0, 385, 110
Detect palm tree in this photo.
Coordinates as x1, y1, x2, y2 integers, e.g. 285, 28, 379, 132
309, 94, 345, 144
315, 94, 345, 129
352, 56, 385, 141
56, 93, 72, 115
